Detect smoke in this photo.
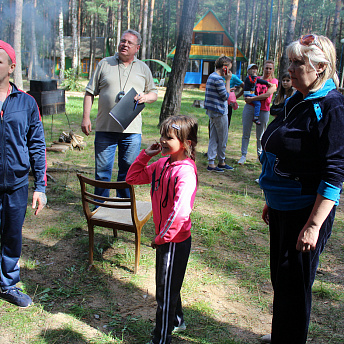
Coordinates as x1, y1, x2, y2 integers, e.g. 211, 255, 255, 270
0, 0, 69, 80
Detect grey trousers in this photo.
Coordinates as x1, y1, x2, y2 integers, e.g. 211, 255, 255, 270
207, 110, 228, 165
240, 104, 269, 157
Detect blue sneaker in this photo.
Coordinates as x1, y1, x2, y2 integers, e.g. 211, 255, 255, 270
218, 164, 234, 170
0, 287, 32, 308
207, 166, 224, 172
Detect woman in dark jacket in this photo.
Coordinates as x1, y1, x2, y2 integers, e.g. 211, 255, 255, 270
259, 35, 344, 344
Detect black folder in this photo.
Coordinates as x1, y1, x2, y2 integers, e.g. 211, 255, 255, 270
109, 87, 145, 131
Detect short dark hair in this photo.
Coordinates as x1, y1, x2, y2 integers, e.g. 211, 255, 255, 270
121, 29, 142, 45
215, 55, 232, 69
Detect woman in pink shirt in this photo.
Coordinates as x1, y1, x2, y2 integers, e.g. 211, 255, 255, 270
238, 60, 278, 165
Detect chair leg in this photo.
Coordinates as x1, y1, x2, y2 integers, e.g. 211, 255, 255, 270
134, 230, 141, 274
112, 228, 118, 238
88, 222, 94, 270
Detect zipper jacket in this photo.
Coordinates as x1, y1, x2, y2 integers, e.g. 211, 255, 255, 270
0, 82, 46, 192
259, 79, 344, 211
126, 150, 197, 245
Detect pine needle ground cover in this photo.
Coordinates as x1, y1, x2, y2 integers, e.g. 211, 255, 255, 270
0, 89, 343, 344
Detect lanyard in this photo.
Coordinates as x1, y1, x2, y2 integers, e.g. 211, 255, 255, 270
118, 60, 134, 93
0, 84, 12, 119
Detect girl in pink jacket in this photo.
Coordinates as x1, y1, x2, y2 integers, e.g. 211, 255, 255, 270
126, 115, 198, 344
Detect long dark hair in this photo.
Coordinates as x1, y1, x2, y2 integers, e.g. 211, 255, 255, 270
274, 73, 294, 105
160, 115, 198, 161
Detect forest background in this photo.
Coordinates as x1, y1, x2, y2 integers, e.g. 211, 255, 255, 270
1, 0, 343, 88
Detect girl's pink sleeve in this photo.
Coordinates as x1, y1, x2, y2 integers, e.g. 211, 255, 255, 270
155, 166, 197, 245
126, 150, 155, 185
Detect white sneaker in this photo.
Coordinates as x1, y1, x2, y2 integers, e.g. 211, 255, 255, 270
260, 334, 271, 343
238, 156, 246, 165
173, 322, 186, 333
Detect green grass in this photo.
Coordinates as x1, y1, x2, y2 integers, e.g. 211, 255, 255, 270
0, 89, 343, 343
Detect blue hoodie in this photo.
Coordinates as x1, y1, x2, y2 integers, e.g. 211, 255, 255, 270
259, 79, 344, 211
0, 83, 46, 192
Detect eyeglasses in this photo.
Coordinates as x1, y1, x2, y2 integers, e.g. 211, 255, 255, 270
119, 39, 139, 48
299, 34, 322, 50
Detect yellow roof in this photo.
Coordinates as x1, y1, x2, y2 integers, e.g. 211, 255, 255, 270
194, 11, 223, 31
169, 45, 245, 59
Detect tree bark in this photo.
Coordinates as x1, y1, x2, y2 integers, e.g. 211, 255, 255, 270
89, 13, 96, 79
165, 0, 171, 63
141, 0, 149, 60
273, 0, 281, 63
71, 0, 78, 71
58, 1, 65, 81
127, 0, 131, 29
13, 0, 23, 89
77, 0, 82, 70
233, 0, 240, 73
138, 0, 144, 33
176, 0, 181, 40
147, 0, 155, 60
117, 0, 122, 47
242, 0, 249, 59
28, 0, 38, 80
279, 0, 299, 78
227, 1, 231, 35
252, 0, 263, 62
332, 0, 341, 43
159, 0, 199, 124
248, 0, 257, 64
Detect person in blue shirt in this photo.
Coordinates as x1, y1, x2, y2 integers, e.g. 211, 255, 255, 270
228, 73, 244, 126
243, 63, 272, 125
204, 55, 234, 172
259, 34, 344, 344
0, 41, 47, 308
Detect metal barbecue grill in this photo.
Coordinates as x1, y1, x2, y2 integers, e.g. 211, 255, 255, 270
27, 80, 65, 116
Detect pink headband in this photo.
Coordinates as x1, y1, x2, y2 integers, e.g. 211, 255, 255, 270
0, 40, 16, 64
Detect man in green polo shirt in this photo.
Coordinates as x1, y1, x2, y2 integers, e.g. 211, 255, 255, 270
81, 29, 158, 198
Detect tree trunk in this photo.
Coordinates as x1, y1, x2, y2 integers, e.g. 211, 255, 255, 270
233, 0, 240, 73
253, 0, 263, 62
263, 0, 269, 58
147, 0, 155, 60
28, 0, 38, 80
138, 0, 144, 33
273, 0, 281, 62
279, 0, 299, 78
13, 0, 23, 89
89, 14, 96, 79
332, 0, 341, 43
77, 0, 82, 70
141, 0, 149, 60
242, 0, 249, 59
117, 0, 122, 47
159, 0, 199, 124
248, 0, 257, 64
127, 0, 131, 29
176, 0, 181, 40
165, 0, 171, 63
58, 1, 65, 81
71, 0, 78, 71
227, 1, 231, 35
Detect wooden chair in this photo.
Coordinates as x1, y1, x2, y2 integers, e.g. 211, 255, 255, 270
77, 173, 152, 273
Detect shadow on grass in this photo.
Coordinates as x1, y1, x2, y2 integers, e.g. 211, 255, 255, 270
17, 226, 265, 344
40, 328, 86, 344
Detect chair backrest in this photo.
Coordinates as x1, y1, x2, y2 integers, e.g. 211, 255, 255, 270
77, 173, 140, 226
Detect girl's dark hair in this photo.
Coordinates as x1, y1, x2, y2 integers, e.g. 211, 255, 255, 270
274, 73, 294, 105
160, 115, 198, 161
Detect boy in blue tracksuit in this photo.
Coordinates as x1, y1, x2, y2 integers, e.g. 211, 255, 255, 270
0, 41, 47, 308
